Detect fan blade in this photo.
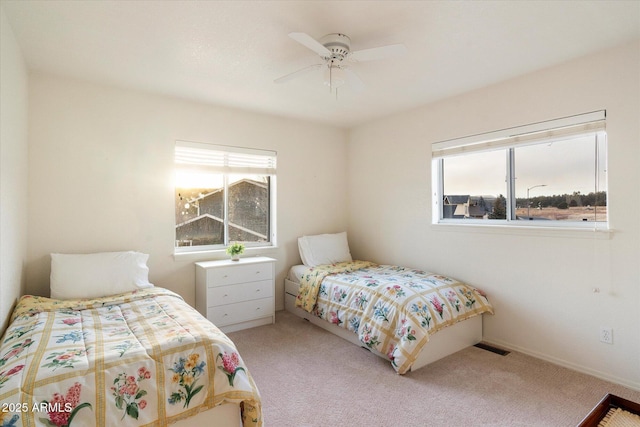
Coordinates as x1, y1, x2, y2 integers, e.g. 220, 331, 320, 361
344, 68, 365, 92
349, 43, 407, 62
288, 32, 331, 57
274, 64, 323, 84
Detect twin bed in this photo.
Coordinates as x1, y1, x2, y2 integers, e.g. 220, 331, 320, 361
284, 232, 494, 374
0, 252, 261, 427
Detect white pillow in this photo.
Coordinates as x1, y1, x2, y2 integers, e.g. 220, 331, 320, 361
298, 232, 353, 267
50, 251, 154, 299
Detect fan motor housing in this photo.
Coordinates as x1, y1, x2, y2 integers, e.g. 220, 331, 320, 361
319, 33, 351, 60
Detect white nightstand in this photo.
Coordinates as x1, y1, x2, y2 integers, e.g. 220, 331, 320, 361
195, 257, 276, 333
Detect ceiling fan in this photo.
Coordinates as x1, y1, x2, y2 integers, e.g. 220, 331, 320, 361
274, 32, 407, 94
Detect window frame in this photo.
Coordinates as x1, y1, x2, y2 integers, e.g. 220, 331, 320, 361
174, 141, 277, 254
431, 111, 608, 231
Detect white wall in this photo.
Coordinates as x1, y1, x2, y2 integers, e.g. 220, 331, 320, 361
26, 74, 348, 310
347, 40, 640, 390
0, 7, 29, 333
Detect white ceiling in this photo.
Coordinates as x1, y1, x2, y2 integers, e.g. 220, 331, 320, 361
3, 0, 639, 128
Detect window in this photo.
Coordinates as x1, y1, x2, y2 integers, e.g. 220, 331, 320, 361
432, 111, 607, 229
174, 141, 276, 252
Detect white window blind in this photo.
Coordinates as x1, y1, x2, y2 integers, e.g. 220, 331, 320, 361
432, 110, 606, 158
175, 141, 277, 175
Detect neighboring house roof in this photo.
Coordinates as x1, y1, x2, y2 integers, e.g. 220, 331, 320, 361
184, 179, 266, 205
445, 194, 497, 218
468, 205, 490, 218
176, 213, 222, 228
176, 178, 268, 242
453, 204, 467, 217
444, 195, 469, 205
176, 214, 267, 240
470, 195, 496, 204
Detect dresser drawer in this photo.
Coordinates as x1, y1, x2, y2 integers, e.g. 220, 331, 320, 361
208, 297, 274, 327
195, 257, 276, 332
206, 262, 273, 287
207, 280, 273, 307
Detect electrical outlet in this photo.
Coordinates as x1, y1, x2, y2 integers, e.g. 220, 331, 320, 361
600, 327, 613, 344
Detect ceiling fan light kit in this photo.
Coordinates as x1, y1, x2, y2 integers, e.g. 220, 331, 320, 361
275, 32, 406, 96
324, 66, 346, 90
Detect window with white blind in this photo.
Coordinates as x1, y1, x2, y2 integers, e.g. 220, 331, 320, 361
432, 111, 608, 229
174, 141, 277, 252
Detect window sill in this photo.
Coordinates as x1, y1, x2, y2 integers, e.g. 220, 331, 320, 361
431, 222, 613, 240
173, 245, 279, 263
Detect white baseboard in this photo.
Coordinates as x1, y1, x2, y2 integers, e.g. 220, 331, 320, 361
483, 338, 640, 392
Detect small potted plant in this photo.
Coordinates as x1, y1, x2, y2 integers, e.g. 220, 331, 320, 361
226, 243, 245, 261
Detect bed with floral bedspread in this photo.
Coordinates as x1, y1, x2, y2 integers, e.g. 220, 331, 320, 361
296, 261, 494, 374
0, 288, 261, 427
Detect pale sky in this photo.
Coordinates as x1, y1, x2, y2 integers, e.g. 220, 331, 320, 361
443, 134, 605, 198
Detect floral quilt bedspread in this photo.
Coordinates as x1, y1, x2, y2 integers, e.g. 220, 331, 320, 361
296, 262, 494, 374
0, 288, 262, 427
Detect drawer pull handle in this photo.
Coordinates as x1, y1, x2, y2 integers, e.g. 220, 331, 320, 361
223, 313, 228, 317
256, 307, 261, 311
223, 294, 228, 297
255, 289, 260, 292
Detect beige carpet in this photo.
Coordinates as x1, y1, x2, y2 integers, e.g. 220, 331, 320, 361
228, 311, 640, 427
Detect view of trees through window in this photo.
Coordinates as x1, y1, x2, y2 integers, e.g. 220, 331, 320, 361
448, 191, 608, 222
